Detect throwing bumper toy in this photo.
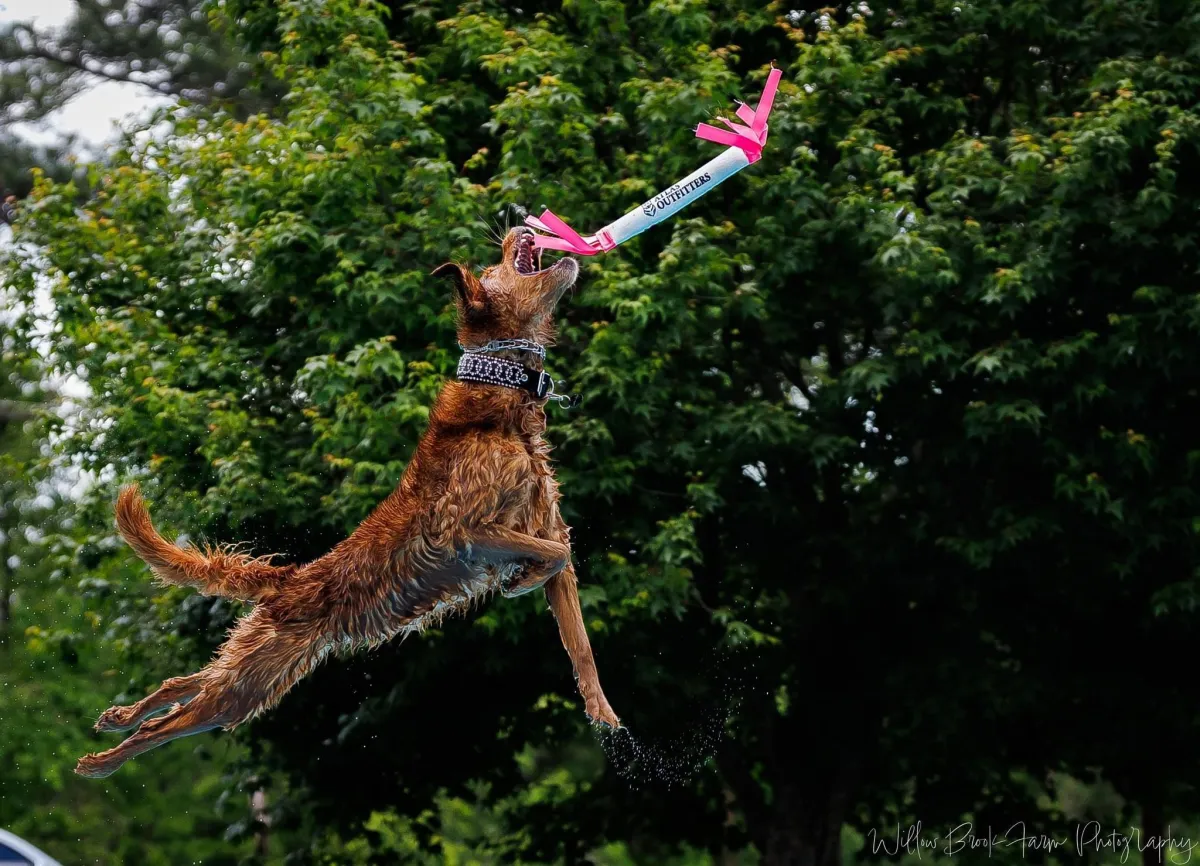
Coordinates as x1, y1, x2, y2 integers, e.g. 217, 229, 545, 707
525, 67, 783, 255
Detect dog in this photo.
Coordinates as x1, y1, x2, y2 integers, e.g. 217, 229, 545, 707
75, 227, 620, 778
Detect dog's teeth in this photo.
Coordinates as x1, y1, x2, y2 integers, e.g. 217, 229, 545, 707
515, 239, 537, 274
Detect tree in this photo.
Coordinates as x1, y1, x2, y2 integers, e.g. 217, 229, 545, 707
1, 320, 260, 865
1, 135, 81, 219
0, 0, 282, 215
0, 317, 47, 645
6, 0, 1200, 864
0, 0, 273, 127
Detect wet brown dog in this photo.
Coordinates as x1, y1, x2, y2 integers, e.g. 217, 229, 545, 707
76, 227, 620, 778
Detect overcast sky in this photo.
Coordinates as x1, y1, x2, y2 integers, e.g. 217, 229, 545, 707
0, 0, 167, 149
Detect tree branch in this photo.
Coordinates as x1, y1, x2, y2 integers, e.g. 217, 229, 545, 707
22, 45, 187, 100
0, 400, 39, 422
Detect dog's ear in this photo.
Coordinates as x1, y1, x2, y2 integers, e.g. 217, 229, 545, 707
432, 262, 486, 316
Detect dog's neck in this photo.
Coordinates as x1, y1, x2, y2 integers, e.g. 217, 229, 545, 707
434, 380, 550, 437
434, 339, 559, 434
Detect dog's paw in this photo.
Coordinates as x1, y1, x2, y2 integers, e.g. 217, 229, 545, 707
498, 566, 544, 598
94, 705, 136, 733
75, 753, 116, 779
585, 698, 622, 731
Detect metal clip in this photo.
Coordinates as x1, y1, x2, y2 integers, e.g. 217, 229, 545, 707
549, 393, 580, 409
544, 375, 579, 409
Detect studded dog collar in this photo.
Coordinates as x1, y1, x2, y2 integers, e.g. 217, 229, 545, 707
455, 342, 578, 407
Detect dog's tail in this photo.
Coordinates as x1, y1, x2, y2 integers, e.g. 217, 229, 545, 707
115, 484, 295, 602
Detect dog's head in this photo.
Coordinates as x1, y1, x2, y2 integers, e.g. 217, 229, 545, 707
433, 227, 579, 349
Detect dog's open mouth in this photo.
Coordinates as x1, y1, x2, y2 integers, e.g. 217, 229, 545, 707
514, 231, 547, 276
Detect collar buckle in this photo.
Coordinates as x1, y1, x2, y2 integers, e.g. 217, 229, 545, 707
530, 370, 553, 400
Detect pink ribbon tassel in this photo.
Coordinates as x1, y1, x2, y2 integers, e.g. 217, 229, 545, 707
524, 210, 613, 254
694, 65, 781, 164
526, 66, 784, 256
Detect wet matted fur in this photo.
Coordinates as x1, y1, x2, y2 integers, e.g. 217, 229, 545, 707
76, 227, 620, 778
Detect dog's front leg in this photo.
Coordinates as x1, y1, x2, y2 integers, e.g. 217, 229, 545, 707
466, 526, 570, 596
545, 563, 621, 729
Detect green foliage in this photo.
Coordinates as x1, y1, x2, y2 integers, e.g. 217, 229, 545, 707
0, 325, 259, 865
0, 135, 83, 207
0, 553, 257, 865
5, 0, 1200, 863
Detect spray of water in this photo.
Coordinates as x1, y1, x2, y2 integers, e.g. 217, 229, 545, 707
596, 647, 758, 790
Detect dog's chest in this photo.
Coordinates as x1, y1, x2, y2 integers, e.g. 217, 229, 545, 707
504, 435, 560, 531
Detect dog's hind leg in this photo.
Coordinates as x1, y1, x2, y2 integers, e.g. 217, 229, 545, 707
76, 690, 232, 778
93, 672, 208, 733
77, 609, 329, 778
